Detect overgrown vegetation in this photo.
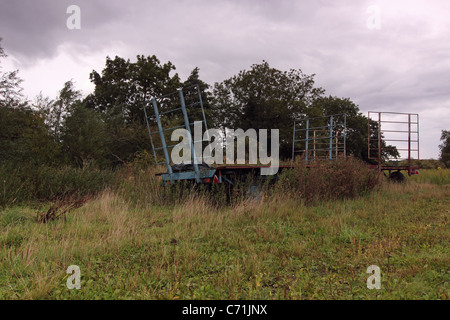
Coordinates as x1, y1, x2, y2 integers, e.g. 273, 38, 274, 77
0, 164, 113, 208
0, 169, 448, 299
275, 157, 380, 204
1, 37, 448, 300
439, 130, 450, 168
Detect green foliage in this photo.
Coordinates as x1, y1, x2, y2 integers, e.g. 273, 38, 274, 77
61, 102, 109, 168
0, 172, 448, 299
182, 67, 213, 126
212, 61, 324, 158
410, 168, 450, 186
211, 62, 398, 162
275, 156, 380, 204
0, 105, 60, 166
397, 159, 446, 170
0, 38, 24, 108
0, 207, 30, 227
0, 164, 114, 208
86, 55, 181, 123
50, 80, 82, 138
308, 96, 399, 162
439, 130, 450, 168
83, 55, 187, 166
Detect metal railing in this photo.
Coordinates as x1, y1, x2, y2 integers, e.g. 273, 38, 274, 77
292, 114, 347, 163
143, 85, 209, 183
368, 111, 419, 173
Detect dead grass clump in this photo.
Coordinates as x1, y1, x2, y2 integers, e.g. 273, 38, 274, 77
275, 156, 380, 204
37, 194, 94, 223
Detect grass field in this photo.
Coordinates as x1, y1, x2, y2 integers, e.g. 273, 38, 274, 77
0, 169, 449, 300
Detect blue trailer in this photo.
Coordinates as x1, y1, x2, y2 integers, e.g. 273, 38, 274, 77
143, 85, 348, 188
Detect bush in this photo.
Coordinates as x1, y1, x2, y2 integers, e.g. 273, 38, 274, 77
0, 163, 114, 207
275, 156, 380, 204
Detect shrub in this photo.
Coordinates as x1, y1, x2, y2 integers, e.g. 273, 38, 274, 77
0, 163, 114, 207
275, 156, 380, 204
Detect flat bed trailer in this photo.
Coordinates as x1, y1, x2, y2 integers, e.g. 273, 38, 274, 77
367, 111, 420, 181
144, 86, 420, 186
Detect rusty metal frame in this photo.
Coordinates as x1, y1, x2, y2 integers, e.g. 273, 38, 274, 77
368, 111, 419, 175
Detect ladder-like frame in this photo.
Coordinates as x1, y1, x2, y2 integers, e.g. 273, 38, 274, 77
143, 85, 210, 184
368, 111, 419, 175
292, 114, 347, 163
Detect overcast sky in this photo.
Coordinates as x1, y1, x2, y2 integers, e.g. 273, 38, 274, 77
1, 0, 449, 159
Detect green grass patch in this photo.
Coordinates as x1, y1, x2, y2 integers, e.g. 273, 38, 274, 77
0, 174, 448, 299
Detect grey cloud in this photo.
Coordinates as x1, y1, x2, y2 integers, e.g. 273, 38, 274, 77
0, 0, 448, 158
0, 0, 128, 64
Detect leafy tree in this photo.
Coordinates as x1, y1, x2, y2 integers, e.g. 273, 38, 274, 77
0, 40, 59, 165
0, 38, 24, 108
35, 80, 81, 140
212, 61, 324, 158
0, 104, 59, 165
308, 96, 366, 159
61, 101, 109, 168
53, 80, 82, 137
86, 55, 181, 123
83, 55, 188, 166
309, 96, 399, 162
439, 130, 450, 168
182, 67, 213, 126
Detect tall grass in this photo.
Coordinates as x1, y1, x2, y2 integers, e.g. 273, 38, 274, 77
410, 169, 450, 186
274, 156, 381, 204
0, 173, 448, 299
0, 164, 114, 208
116, 156, 382, 208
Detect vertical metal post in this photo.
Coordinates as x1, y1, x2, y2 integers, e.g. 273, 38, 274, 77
143, 104, 159, 166
313, 130, 316, 160
378, 112, 381, 172
196, 86, 208, 132
408, 113, 411, 175
367, 114, 371, 162
192, 85, 211, 163
292, 121, 296, 161
329, 115, 333, 160
197, 85, 211, 158
335, 136, 338, 157
417, 114, 420, 161
343, 114, 347, 157
305, 119, 309, 163
152, 98, 173, 176
179, 89, 200, 183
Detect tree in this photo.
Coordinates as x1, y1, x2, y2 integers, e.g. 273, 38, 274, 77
35, 80, 81, 140
0, 38, 24, 108
0, 39, 59, 165
53, 80, 82, 137
182, 67, 213, 126
86, 55, 181, 123
439, 130, 450, 168
309, 96, 367, 159
83, 55, 187, 166
0, 104, 59, 165
212, 61, 325, 158
61, 101, 109, 168
309, 96, 399, 162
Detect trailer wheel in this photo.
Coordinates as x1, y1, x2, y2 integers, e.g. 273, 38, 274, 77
389, 171, 405, 183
